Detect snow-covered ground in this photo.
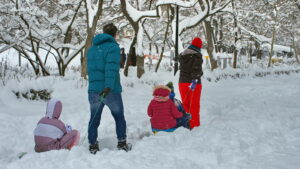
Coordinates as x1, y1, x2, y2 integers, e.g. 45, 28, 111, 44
1, 69, 300, 169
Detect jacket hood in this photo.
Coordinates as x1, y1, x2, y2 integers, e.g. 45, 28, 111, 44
181, 48, 199, 56
45, 99, 62, 119
92, 33, 116, 46
153, 85, 171, 97
188, 45, 201, 53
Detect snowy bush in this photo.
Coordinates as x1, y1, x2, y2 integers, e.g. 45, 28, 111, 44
12, 89, 51, 101
0, 60, 36, 86
5, 75, 55, 101
204, 65, 300, 82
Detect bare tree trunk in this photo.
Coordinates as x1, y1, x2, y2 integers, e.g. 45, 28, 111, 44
57, 59, 63, 76
219, 17, 224, 52
204, 21, 218, 70
292, 35, 299, 64
120, 0, 139, 77
18, 52, 21, 67
212, 18, 219, 53
249, 42, 253, 64
120, 0, 158, 77
268, 5, 278, 67
44, 49, 51, 65
16, 48, 40, 75
268, 27, 276, 67
29, 34, 50, 76
136, 22, 145, 78
232, 0, 238, 68
82, 0, 103, 79
124, 36, 137, 76
155, 6, 171, 72
255, 40, 262, 60
136, 56, 145, 78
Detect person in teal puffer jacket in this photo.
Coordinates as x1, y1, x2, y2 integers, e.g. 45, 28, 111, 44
87, 23, 131, 154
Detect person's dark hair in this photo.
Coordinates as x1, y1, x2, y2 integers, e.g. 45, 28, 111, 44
103, 23, 118, 37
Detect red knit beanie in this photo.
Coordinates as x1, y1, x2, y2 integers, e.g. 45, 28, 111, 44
191, 37, 202, 49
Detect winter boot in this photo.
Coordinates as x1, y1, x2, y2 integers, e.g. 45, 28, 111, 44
184, 113, 192, 130
117, 140, 132, 152
89, 141, 100, 154
186, 120, 192, 130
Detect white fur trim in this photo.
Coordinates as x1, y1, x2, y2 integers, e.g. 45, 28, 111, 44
153, 85, 171, 92
45, 99, 58, 118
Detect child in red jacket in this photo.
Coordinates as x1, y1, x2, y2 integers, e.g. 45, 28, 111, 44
147, 85, 190, 132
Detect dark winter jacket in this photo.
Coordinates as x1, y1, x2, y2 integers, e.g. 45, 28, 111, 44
147, 86, 183, 130
179, 48, 203, 84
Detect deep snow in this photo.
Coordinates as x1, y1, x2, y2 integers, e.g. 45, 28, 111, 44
1, 69, 300, 169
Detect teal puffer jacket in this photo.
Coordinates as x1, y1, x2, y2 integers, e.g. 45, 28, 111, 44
87, 33, 122, 93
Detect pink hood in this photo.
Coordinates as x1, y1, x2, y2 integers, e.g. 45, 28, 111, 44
45, 99, 62, 119
153, 85, 171, 97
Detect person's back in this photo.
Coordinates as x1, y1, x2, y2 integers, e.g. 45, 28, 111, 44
87, 33, 121, 94
179, 48, 203, 83
178, 37, 204, 129
86, 23, 131, 154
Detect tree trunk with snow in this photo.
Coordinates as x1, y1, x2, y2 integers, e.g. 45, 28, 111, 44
124, 36, 137, 77
249, 42, 253, 64
204, 21, 218, 70
268, 27, 276, 67
15, 48, 40, 76
232, 0, 238, 69
255, 41, 262, 60
18, 52, 21, 67
136, 55, 145, 78
82, 0, 103, 79
292, 36, 299, 64
155, 6, 171, 72
268, 6, 278, 68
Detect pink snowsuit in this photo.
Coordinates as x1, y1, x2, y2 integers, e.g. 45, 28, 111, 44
34, 99, 80, 152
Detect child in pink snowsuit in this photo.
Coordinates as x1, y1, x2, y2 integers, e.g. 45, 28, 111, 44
34, 99, 80, 152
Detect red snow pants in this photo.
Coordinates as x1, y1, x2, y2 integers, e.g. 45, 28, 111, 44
179, 83, 202, 128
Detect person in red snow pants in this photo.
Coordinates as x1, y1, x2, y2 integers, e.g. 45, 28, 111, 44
179, 83, 202, 128
178, 37, 203, 129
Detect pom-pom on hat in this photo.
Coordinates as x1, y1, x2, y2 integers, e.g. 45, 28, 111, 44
191, 37, 202, 49
166, 82, 174, 92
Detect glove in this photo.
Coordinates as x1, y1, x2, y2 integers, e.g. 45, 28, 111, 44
66, 124, 72, 133
185, 113, 192, 120
189, 80, 197, 91
99, 88, 111, 101
169, 92, 175, 100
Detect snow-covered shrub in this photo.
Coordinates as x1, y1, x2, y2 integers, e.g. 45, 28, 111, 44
12, 89, 51, 101
6, 76, 55, 101
204, 65, 300, 82
0, 60, 36, 86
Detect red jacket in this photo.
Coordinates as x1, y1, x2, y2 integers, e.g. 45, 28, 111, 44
147, 86, 183, 130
